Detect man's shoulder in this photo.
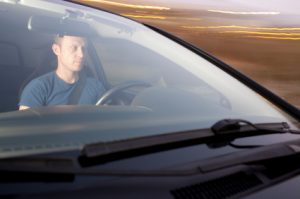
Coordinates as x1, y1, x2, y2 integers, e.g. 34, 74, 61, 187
25, 71, 55, 90
35, 71, 56, 82
19, 72, 56, 107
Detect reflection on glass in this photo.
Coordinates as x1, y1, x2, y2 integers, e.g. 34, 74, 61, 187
221, 31, 300, 36
207, 9, 280, 15
244, 36, 300, 40
221, 31, 300, 40
182, 25, 300, 31
82, 0, 170, 10
122, 14, 166, 19
73, 0, 300, 107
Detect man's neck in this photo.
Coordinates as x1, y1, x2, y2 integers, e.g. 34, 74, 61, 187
55, 68, 79, 84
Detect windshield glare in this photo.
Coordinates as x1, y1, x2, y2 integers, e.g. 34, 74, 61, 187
0, 0, 298, 158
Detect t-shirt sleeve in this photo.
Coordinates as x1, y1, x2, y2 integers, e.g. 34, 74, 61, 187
19, 79, 46, 108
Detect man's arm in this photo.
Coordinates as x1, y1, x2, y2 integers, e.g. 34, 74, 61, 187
19, 78, 46, 110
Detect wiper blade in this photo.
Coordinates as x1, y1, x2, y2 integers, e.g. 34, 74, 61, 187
208, 119, 299, 148
79, 119, 299, 167
211, 119, 292, 134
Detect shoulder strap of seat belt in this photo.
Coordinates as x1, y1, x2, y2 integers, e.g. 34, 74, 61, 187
68, 73, 87, 105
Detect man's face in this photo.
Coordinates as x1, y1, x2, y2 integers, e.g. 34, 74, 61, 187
53, 36, 86, 72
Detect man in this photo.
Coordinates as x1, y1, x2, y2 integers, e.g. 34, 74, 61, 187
19, 35, 105, 110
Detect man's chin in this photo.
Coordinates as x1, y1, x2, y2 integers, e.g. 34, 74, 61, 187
73, 64, 83, 72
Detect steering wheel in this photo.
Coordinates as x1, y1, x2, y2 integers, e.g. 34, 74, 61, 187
95, 81, 151, 106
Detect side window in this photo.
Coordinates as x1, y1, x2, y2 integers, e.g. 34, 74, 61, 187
0, 43, 22, 112
0, 43, 20, 67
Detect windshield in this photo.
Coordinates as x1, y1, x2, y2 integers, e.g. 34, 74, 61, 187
0, 0, 298, 158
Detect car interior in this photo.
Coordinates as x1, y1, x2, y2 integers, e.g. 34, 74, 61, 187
0, 5, 110, 112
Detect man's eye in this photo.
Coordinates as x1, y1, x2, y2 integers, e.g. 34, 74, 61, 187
70, 46, 85, 53
70, 46, 77, 52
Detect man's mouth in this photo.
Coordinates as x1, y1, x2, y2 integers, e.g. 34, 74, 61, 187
74, 61, 82, 65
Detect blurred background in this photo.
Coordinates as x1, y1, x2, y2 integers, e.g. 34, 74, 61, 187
74, 0, 300, 108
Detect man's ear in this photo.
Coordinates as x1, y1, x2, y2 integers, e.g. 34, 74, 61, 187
52, 43, 60, 56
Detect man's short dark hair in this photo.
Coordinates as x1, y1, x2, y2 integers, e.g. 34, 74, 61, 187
53, 34, 64, 45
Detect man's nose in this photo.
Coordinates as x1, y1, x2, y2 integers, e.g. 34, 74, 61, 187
76, 47, 84, 58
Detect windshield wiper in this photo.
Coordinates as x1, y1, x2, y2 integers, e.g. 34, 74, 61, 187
208, 119, 298, 148
79, 119, 300, 167
211, 119, 290, 134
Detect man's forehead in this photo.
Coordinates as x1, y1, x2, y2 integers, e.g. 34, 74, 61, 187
62, 36, 86, 45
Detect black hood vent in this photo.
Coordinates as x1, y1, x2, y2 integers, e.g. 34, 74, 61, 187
171, 172, 262, 199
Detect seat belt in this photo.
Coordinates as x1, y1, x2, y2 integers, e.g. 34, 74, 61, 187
68, 73, 87, 105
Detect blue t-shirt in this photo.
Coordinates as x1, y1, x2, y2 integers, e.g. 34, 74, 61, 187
19, 71, 105, 107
